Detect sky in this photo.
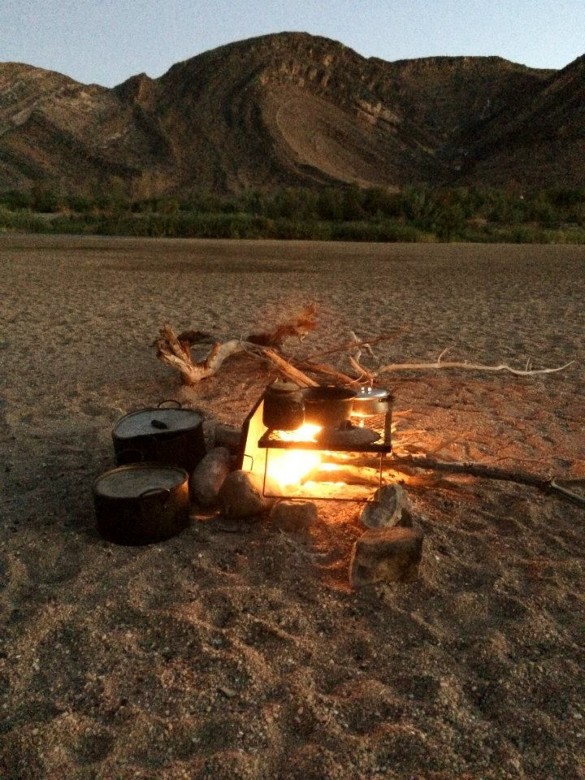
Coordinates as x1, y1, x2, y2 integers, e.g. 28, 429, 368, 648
1, 0, 584, 88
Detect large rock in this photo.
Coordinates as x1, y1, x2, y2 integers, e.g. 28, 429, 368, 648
359, 484, 413, 529
190, 447, 232, 506
349, 526, 424, 587
217, 470, 274, 518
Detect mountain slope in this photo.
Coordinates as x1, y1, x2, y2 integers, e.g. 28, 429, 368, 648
459, 54, 585, 187
0, 33, 581, 197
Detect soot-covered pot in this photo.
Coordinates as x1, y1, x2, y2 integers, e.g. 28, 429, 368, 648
301, 386, 356, 427
93, 463, 190, 545
112, 401, 206, 473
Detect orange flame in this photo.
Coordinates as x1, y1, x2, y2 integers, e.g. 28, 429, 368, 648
266, 423, 322, 487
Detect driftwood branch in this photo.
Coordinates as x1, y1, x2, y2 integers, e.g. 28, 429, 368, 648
156, 325, 247, 384
156, 324, 318, 387
248, 346, 318, 387
156, 308, 575, 388
389, 453, 585, 508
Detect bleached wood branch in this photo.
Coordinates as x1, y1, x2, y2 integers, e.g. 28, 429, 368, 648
156, 324, 318, 387
156, 311, 575, 390
248, 346, 318, 387
156, 325, 247, 384
376, 359, 575, 377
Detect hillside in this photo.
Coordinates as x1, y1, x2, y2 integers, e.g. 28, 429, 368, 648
0, 32, 581, 198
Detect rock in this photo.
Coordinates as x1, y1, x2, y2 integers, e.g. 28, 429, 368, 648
214, 423, 243, 454
349, 526, 424, 587
217, 469, 274, 518
190, 447, 232, 506
359, 483, 413, 529
270, 499, 318, 533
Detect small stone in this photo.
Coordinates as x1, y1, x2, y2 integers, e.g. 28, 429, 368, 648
349, 526, 424, 587
214, 423, 243, 454
359, 484, 412, 529
190, 447, 232, 506
270, 499, 318, 533
218, 470, 274, 518
218, 685, 237, 699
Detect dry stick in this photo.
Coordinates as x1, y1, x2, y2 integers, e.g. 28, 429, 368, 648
302, 330, 406, 362
296, 360, 357, 386
388, 453, 585, 508
377, 359, 575, 377
248, 346, 319, 387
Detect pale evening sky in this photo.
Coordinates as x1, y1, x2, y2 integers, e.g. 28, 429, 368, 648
1, 0, 583, 88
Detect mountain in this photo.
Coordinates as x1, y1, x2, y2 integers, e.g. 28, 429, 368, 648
0, 32, 582, 198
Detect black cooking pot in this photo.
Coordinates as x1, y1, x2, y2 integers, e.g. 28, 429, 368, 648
93, 463, 190, 545
112, 401, 206, 474
262, 381, 305, 430
301, 386, 356, 427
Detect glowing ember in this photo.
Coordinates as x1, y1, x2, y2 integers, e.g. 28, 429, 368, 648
278, 423, 321, 442
267, 449, 322, 487
266, 423, 322, 486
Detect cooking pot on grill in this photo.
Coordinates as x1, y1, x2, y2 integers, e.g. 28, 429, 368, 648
351, 387, 393, 418
262, 381, 305, 430
112, 401, 206, 473
93, 463, 190, 545
301, 386, 356, 427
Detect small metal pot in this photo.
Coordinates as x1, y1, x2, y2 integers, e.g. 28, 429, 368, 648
262, 381, 305, 430
112, 401, 206, 473
302, 386, 356, 427
93, 463, 190, 545
351, 387, 393, 418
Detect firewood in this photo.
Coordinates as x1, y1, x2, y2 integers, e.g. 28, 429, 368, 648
388, 454, 585, 508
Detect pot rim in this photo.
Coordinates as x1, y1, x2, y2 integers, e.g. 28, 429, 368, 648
302, 386, 356, 402
93, 462, 189, 499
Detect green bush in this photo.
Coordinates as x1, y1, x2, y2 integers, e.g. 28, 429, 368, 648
3, 183, 585, 243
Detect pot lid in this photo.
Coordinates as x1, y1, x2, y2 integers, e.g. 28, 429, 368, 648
94, 464, 188, 499
355, 387, 390, 400
302, 386, 356, 402
113, 408, 202, 439
266, 381, 302, 394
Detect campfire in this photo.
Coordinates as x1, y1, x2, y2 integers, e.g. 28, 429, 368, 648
238, 382, 393, 501
154, 310, 582, 510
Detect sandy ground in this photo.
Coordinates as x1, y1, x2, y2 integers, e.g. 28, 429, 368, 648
0, 234, 584, 780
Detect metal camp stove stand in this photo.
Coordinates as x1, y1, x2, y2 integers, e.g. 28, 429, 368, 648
239, 395, 393, 501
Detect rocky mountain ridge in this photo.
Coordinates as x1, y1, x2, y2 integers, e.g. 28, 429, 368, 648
0, 32, 583, 197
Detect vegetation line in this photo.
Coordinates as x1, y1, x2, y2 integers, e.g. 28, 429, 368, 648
1, 184, 585, 243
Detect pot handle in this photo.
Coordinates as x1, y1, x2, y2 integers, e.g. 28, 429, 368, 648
139, 487, 171, 503
117, 448, 146, 464
157, 399, 182, 409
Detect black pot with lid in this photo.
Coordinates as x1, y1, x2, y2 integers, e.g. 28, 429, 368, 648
112, 400, 206, 473
262, 381, 305, 430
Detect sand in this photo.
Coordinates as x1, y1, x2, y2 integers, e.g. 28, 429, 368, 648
0, 234, 584, 779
